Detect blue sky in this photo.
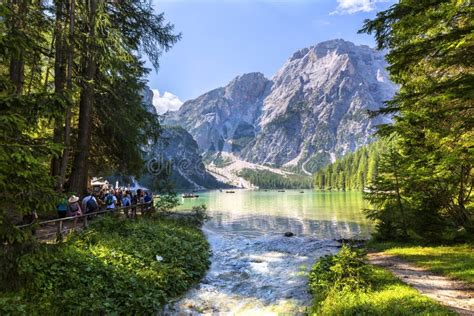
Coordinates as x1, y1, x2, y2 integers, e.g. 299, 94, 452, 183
147, 0, 395, 110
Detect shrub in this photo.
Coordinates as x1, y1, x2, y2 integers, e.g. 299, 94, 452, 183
155, 193, 180, 213
192, 204, 211, 224
0, 216, 210, 314
309, 245, 370, 304
308, 244, 454, 315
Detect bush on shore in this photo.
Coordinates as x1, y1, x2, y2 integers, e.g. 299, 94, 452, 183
0, 216, 210, 314
308, 245, 454, 315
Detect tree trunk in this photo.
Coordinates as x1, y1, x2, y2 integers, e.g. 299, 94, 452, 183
68, 60, 96, 195
392, 156, 408, 238
58, 0, 75, 191
8, 0, 27, 94
9, 57, 24, 94
68, 0, 98, 195
51, 0, 67, 184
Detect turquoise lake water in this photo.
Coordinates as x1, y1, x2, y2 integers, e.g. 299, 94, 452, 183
175, 189, 372, 239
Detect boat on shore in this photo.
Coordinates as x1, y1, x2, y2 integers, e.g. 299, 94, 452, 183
225, 190, 235, 193
182, 193, 199, 198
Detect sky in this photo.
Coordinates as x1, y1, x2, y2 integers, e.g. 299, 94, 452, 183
147, 0, 395, 112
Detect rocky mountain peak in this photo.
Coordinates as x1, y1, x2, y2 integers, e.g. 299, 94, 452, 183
260, 39, 392, 129
166, 39, 397, 174
165, 72, 271, 154
140, 86, 225, 190
224, 72, 270, 103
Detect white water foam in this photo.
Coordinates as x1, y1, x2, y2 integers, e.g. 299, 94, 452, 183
164, 227, 341, 315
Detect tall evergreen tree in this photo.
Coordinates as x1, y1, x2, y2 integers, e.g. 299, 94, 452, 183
360, 0, 473, 240
0, 0, 179, 242
67, 0, 179, 194
364, 139, 410, 239
313, 141, 384, 191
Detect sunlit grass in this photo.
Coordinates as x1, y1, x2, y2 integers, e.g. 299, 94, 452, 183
310, 246, 454, 315
369, 242, 474, 283
313, 267, 454, 315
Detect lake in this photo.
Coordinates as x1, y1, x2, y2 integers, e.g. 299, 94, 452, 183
175, 189, 371, 239
167, 190, 371, 314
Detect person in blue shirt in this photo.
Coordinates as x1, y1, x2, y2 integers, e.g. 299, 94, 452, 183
104, 191, 117, 210
144, 191, 152, 206
122, 191, 132, 218
56, 197, 68, 218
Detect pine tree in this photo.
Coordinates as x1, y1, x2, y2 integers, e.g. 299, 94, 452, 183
0, 0, 179, 242
364, 140, 409, 239
314, 142, 384, 191
360, 0, 473, 240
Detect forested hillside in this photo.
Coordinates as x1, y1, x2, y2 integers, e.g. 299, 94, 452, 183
313, 141, 385, 191
239, 169, 313, 189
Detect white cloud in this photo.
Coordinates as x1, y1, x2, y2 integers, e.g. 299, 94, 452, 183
331, 0, 382, 15
151, 89, 183, 114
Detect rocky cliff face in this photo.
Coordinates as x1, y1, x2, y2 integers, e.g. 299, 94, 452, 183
166, 72, 271, 153
142, 126, 225, 190
167, 39, 397, 174
140, 86, 157, 115
242, 39, 396, 173
140, 87, 225, 189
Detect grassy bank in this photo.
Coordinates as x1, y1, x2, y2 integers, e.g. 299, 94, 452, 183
368, 242, 474, 284
0, 215, 210, 314
308, 245, 454, 315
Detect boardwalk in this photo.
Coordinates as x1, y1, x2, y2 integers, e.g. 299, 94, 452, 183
19, 204, 152, 242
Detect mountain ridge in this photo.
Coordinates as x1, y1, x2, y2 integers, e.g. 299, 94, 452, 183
165, 39, 396, 177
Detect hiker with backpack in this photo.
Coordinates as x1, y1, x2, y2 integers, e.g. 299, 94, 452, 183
67, 195, 83, 229
122, 190, 132, 218
131, 191, 140, 218
115, 189, 123, 207
136, 189, 146, 215
56, 196, 68, 219
82, 192, 99, 215
104, 191, 117, 210
144, 191, 153, 212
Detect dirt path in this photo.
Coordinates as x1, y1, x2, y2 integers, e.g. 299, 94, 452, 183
368, 252, 474, 315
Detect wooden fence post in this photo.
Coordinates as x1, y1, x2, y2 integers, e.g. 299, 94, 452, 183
56, 220, 63, 242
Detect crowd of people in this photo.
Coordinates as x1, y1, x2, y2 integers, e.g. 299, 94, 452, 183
56, 188, 154, 226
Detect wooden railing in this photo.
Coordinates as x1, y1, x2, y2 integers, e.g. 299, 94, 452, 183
17, 203, 154, 241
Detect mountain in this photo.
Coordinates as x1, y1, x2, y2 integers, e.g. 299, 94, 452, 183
166, 39, 397, 176
242, 39, 396, 173
140, 86, 158, 115
167, 72, 271, 153
140, 87, 226, 190
141, 126, 226, 190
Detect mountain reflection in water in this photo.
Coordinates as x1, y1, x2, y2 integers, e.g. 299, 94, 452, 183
175, 190, 371, 239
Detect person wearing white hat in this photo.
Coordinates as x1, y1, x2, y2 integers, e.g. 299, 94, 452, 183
67, 195, 83, 229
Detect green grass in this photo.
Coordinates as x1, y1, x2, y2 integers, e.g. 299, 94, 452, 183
0, 215, 211, 314
369, 242, 474, 284
313, 267, 455, 315
309, 245, 455, 315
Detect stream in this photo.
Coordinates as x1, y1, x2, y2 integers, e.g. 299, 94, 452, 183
165, 190, 371, 315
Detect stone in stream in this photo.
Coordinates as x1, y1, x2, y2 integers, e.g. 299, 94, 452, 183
284, 232, 294, 237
